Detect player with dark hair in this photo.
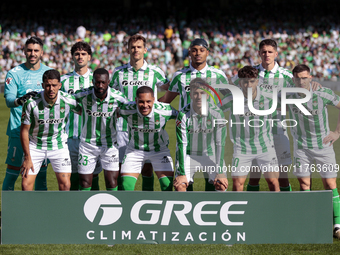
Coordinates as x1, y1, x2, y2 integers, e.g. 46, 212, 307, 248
110, 34, 169, 191
3, 36, 51, 191
173, 78, 228, 191
221, 66, 280, 191
74, 68, 129, 191
61, 41, 101, 190
159, 38, 229, 191
289, 64, 340, 239
20, 69, 81, 191
119, 86, 177, 191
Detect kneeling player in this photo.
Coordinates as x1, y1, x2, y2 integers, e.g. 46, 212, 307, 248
119, 86, 177, 191
74, 68, 129, 191
20, 70, 81, 191
289, 64, 340, 238
220, 66, 280, 191
173, 78, 228, 192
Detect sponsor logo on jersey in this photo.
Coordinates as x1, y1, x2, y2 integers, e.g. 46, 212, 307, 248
68, 89, 75, 94
292, 107, 319, 115
85, 109, 114, 117
122, 80, 150, 86
188, 128, 214, 134
131, 127, 160, 133
38, 118, 65, 125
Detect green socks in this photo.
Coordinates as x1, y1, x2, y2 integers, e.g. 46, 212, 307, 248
142, 175, 154, 191
333, 188, 340, 225
2, 168, 20, 190
247, 184, 260, 191
280, 185, 292, 192
121, 176, 137, 191
159, 176, 173, 191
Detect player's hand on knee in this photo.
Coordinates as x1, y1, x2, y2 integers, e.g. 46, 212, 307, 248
214, 174, 228, 191
173, 175, 188, 191
20, 159, 34, 178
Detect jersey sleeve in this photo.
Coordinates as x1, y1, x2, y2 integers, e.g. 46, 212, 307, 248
21, 100, 32, 125
154, 67, 169, 88
4, 72, 18, 108
109, 69, 120, 89
168, 73, 181, 93
175, 112, 188, 176
321, 88, 340, 106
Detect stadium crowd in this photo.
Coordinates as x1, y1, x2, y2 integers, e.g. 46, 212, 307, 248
1, 1, 340, 83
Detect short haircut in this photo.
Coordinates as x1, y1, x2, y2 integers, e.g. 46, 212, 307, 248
71, 41, 92, 56
292, 64, 311, 75
128, 34, 146, 48
43, 69, 61, 82
189, 78, 208, 91
238, 66, 259, 79
25, 36, 43, 48
93, 68, 109, 78
259, 39, 278, 51
136, 86, 154, 97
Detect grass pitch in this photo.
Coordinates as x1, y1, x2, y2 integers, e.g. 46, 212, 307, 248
1, 91, 340, 253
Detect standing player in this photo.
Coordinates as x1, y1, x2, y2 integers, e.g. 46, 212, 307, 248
173, 78, 228, 192
61, 41, 101, 190
75, 68, 128, 191
159, 38, 229, 191
110, 34, 169, 191
288, 64, 340, 238
20, 69, 81, 191
231, 39, 294, 191
119, 86, 177, 191
220, 66, 280, 191
3, 36, 51, 191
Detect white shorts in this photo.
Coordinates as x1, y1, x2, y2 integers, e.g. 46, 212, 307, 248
231, 150, 279, 177
293, 146, 338, 178
117, 131, 128, 163
273, 133, 292, 166
78, 142, 119, 174
121, 147, 173, 174
175, 154, 222, 184
68, 138, 102, 175
28, 145, 72, 175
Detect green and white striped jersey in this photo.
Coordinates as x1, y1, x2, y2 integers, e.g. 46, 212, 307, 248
110, 61, 169, 132
61, 70, 93, 139
287, 86, 340, 150
232, 62, 295, 135
219, 87, 275, 155
175, 102, 227, 175
21, 91, 81, 150
168, 63, 228, 110
119, 102, 178, 152
74, 87, 129, 147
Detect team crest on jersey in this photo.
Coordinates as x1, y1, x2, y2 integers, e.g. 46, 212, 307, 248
37, 81, 40, 87
50, 113, 54, 117
259, 102, 264, 109
5, 78, 12, 85
144, 73, 149, 79
39, 110, 44, 114
312, 100, 318, 107
207, 119, 212, 126
155, 120, 160, 126
60, 108, 65, 113
108, 103, 114, 109
186, 77, 191, 84
133, 120, 138, 125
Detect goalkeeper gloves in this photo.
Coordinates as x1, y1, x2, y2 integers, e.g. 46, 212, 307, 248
15, 91, 38, 106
